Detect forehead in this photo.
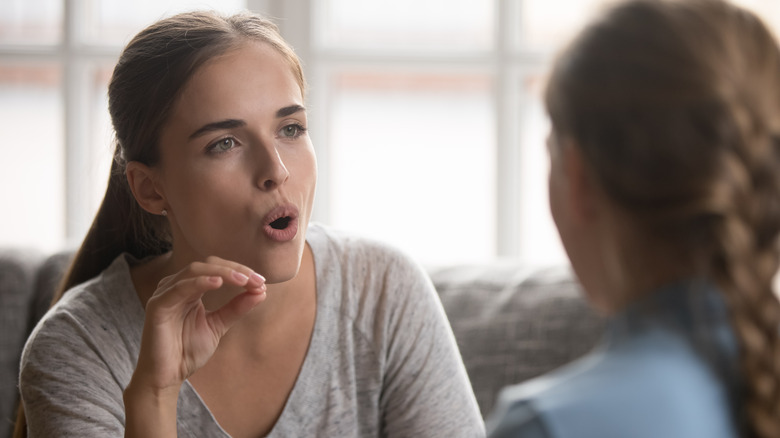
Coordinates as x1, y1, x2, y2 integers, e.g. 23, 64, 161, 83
171, 41, 303, 125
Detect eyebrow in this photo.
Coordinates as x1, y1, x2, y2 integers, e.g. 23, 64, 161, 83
189, 119, 246, 139
276, 104, 306, 118
188, 105, 306, 139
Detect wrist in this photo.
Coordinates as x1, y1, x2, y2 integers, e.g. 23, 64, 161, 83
123, 377, 180, 438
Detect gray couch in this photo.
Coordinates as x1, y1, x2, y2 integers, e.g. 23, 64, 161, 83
0, 248, 605, 438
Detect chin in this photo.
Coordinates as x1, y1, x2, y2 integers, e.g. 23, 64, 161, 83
246, 243, 305, 285
263, 262, 302, 284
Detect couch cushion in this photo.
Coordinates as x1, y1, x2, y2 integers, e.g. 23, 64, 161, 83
428, 262, 605, 417
0, 248, 44, 438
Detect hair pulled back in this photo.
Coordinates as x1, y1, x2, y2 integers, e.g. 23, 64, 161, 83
13, 11, 304, 437
545, 0, 780, 436
60, 11, 304, 301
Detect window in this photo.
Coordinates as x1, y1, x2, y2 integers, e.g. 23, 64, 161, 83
0, 0, 246, 252
0, 63, 64, 251
295, 0, 598, 265
3, 0, 778, 265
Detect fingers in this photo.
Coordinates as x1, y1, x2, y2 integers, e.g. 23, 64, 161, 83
207, 286, 268, 336
149, 257, 266, 312
203, 255, 265, 287
145, 276, 217, 318
157, 257, 263, 289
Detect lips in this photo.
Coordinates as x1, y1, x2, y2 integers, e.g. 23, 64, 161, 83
262, 204, 299, 242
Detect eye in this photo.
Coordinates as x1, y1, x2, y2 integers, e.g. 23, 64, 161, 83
279, 123, 307, 139
207, 137, 237, 153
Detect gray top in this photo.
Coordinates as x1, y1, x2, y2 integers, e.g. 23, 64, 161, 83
486, 280, 740, 438
20, 223, 485, 437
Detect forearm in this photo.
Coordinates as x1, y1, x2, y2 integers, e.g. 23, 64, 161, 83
123, 378, 180, 438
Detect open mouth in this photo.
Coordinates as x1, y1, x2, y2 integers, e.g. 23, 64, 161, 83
269, 216, 292, 230
263, 204, 300, 242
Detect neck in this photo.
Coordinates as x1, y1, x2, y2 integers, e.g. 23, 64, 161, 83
574, 206, 693, 316
131, 244, 316, 327
594, 236, 693, 316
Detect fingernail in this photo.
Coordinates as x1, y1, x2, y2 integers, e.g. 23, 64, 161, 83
232, 271, 249, 283
251, 272, 265, 284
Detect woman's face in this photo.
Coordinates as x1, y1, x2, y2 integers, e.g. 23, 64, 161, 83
155, 41, 316, 283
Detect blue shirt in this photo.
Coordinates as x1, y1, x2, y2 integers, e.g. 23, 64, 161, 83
486, 280, 741, 438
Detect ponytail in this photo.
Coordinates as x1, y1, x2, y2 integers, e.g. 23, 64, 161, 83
12, 152, 171, 438
51, 157, 171, 304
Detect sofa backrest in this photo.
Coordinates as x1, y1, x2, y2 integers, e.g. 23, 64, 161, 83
0, 249, 72, 438
428, 261, 604, 416
0, 249, 44, 438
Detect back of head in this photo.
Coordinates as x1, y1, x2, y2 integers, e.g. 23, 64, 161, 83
545, 0, 780, 435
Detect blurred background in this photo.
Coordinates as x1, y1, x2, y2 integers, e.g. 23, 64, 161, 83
1, 0, 778, 267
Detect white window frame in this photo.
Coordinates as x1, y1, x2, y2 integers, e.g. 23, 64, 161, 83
0, 0, 554, 262
266, 0, 551, 261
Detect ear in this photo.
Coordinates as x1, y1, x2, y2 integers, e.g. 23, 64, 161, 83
561, 139, 599, 225
126, 161, 167, 215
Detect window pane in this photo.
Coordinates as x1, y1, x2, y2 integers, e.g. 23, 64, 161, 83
0, 0, 62, 45
88, 65, 115, 232
518, 0, 611, 50
516, 74, 566, 266
316, 0, 494, 51
327, 71, 495, 264
81, 0, 246, 45
732, 0, 780, 36
0, 64, 64, 251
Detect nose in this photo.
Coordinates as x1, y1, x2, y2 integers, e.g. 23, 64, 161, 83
255, 144, 290, 191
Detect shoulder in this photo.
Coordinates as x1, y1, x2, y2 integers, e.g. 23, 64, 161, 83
305, 222, 445, 349
307, 222, 429, 286
307, 222, 419, 264
26, 254, 136, 337
488, 328, 738, 438
19, 255, 144, 436
20, 254, 142, 381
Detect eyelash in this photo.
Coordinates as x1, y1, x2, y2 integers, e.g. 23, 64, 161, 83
205, 137, 238, 155
279, 123, 307, 139
204, 123, 307, 155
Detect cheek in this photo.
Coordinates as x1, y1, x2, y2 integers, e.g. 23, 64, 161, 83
290, 145, 318, 192
548, 165, 564, 228
164, 164, 244, 215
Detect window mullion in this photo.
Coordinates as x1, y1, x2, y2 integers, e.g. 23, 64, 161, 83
495, 0, 522, 258
63, 0, 92, 245
268, 0, 332, 224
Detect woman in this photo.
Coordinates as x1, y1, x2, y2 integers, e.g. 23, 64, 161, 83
488, 0, 780, 437
16, 11, 483, 437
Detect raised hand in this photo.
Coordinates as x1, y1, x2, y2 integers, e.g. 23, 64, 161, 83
123, 256, 266, 437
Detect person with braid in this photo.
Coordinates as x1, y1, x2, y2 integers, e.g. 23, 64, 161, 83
487, 0, 780, 437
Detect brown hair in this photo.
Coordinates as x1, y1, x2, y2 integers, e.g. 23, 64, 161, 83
545, 0, 780, 436
13, 10, 304, 437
